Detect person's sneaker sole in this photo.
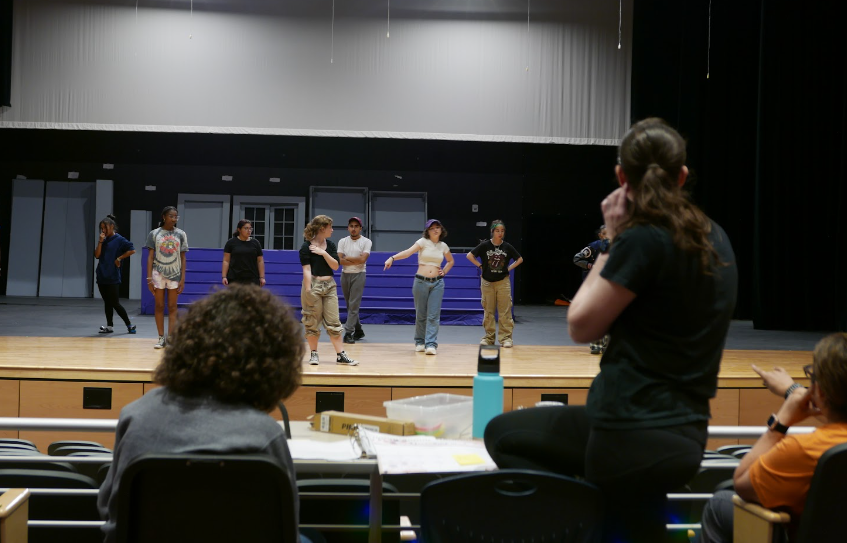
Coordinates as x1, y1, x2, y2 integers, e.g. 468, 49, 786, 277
99, 327, 113, 334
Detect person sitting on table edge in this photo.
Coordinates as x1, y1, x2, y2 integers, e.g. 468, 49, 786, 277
700, 332, 847, 543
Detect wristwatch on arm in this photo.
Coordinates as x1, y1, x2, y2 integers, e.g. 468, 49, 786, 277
767, 414, 789, 434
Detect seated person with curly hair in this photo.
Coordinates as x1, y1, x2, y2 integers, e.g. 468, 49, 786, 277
98, 284, 309, 543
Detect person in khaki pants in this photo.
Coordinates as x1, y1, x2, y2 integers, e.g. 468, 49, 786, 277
466, 220, 523, 347
299, 215, 358, 367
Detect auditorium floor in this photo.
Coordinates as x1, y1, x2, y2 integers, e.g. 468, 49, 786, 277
0, 295, 827, 350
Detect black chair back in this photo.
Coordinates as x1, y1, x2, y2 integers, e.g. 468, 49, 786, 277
114, 453, 298, 543
795, 442, 847, 543
420, 469, 603, 543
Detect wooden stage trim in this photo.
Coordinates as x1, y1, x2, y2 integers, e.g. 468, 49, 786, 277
0, 336, 813, 389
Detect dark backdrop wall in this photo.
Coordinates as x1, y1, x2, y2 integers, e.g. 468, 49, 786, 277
2, 0, 846, 331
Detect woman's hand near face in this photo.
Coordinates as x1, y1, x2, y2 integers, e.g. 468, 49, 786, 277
601, 186, 630, 240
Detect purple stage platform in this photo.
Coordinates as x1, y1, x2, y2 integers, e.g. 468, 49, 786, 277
139, 248, 503, 325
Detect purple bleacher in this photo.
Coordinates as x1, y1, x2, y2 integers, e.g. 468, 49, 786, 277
140, 248, 496, 325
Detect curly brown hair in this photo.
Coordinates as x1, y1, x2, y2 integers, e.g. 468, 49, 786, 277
422, 221, 448, 241
154, 284, 305, 412
813, 332, 847, 420
304, 215, 333, 241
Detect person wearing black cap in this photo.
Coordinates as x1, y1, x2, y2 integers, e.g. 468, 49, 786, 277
338, 217, 372, 344
384, 219, 454, 355
573, 225, 610, 354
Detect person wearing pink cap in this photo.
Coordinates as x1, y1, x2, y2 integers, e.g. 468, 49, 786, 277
384, 219, 454, 355
338, 217, 372, 344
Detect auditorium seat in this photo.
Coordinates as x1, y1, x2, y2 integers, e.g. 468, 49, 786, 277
732, 442, 847, 543
419, 469, 602, 543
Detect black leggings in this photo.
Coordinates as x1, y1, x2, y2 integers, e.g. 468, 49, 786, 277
98, 283, 131, 327
484, 405, 706, 543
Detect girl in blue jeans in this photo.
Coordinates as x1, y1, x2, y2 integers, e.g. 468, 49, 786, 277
384, 219, 454, 355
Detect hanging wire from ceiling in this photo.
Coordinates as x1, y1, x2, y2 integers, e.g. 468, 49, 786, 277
526, 0, 530, 71
707, 0, 712, 78
331, 0, 335, 63
189, 0, 193, 39
618, 0, 622, 49
387, 0, 391, 38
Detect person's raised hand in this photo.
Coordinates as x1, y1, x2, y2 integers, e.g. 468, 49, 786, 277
752, 364, 796, 398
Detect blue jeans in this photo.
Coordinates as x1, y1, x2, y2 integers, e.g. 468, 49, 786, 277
413, 277, 445, 348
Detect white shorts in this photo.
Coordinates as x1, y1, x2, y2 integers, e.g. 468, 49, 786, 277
151, 269, 180, 290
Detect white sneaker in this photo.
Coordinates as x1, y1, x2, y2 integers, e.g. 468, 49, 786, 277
99, 326, 114, 334
415, 344, 426, 352
154, 336, 166, 349
425, 346, 437, 355
309, 351, 319, 365
336, 351, 359, 366
480, 338, 493, 345
501, 340, 513, 348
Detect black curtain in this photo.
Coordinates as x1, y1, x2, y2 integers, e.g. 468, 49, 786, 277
0, 0, 11, 107
632, 0, 847, 331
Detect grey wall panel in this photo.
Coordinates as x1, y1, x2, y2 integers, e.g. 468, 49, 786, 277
93, 180, 114, 299
177, 194, 231, 249
39, 182, 70, 297
62, 182, 96, 297
129, 209, 152, 300
7, 180, 45, 296
370, 191, 427, 252
311, 187, 367, 236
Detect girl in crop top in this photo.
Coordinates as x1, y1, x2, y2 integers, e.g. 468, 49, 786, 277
383, 219, 454, 355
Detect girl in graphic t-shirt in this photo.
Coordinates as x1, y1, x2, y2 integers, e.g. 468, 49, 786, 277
146, 206, 189, 350
383, 219, 454, 355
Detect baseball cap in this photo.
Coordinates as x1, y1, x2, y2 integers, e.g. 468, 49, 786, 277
425, 219, 441, 229
348, 217, 363, 226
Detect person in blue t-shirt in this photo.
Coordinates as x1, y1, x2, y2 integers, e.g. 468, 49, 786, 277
95, 214, 136, 334
573, 225, 610, 354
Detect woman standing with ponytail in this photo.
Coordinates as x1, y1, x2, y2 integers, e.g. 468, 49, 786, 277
485, 119, 738, 543
95, 215, 136, 334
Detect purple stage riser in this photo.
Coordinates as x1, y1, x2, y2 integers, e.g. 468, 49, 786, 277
141, 248, 505, 326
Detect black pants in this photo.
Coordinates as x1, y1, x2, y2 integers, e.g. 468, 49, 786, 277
228, 276, 260, 286
484, 405, 707, 543
98, 283, 131, 327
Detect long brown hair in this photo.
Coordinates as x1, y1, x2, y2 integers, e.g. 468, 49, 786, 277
617, 118, 719, 272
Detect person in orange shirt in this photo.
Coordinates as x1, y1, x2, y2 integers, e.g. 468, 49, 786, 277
701, 332, 847, 542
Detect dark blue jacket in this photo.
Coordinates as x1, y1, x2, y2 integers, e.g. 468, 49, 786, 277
96, 234, 134, 285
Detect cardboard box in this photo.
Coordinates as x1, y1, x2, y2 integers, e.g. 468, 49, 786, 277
313, 411, 417, 436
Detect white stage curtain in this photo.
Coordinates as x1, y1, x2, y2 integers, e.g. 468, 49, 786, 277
0, 0, 632, 145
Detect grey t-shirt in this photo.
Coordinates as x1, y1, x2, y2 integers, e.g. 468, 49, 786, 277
97, 387, 298, 542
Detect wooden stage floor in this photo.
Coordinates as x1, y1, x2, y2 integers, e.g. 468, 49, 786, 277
0, 336, 813, 389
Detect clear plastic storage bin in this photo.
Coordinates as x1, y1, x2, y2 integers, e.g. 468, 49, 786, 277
383, 393, 473, 439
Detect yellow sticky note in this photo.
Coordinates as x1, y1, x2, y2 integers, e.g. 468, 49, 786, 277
453, 454, 485, 466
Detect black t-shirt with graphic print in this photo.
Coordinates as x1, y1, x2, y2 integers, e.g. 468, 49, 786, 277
471, 240, 522, 283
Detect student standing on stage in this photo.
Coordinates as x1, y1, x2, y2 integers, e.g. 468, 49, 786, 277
573, 225, 611, 355
95, 214, 136, 334
222, 219, 265, 287
146, 206, 189, 350
300, 215, 359, 367
384, 219, 454, 355
337, 217, 372, 344
484, 118, 738, 543
466, 220, 523, 348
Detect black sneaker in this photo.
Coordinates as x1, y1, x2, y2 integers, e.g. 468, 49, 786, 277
343, 333, 356, 344
353, 328, 365, 340
127, 325, 137, 334
99, 326, 114, 334
336, 351, 359, 366
589, 343, 602, 355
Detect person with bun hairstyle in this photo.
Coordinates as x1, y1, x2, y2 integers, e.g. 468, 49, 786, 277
484, 119, 738, 543
299, 215, 358, 366
146, 206, 189, 349
384, 219, 454, 355
94, 214, 136, 334
97, 284, 316, 543
222, 219, 265, 287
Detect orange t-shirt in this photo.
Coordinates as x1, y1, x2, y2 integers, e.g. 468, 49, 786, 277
749, 423, 847, 516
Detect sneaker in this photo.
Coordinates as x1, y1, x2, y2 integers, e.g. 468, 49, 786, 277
99, 325, 113, 334
415, 344, 426, 352
343, 333, 356, 344
425, 346, 437, 355
309, 351, 320, 365
501, 340, 513, 348
336, 351, 359, 366
480, 339, 494, 346
127, 325, 137, 334
154, 336, 166, 349
590, 343, 602, 355
353, 328, 365, 340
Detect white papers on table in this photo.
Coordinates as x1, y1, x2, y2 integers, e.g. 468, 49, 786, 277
358, 428, 499, 475
288, 438, 362, 461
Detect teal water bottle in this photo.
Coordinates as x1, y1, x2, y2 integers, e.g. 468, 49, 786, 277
473, 345, 504, 438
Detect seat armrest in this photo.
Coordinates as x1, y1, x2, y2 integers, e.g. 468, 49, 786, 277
0, 488, 31, 543
731, 494, 791, 524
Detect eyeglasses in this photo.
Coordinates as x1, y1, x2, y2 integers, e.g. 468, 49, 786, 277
803, 364, 815, 384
